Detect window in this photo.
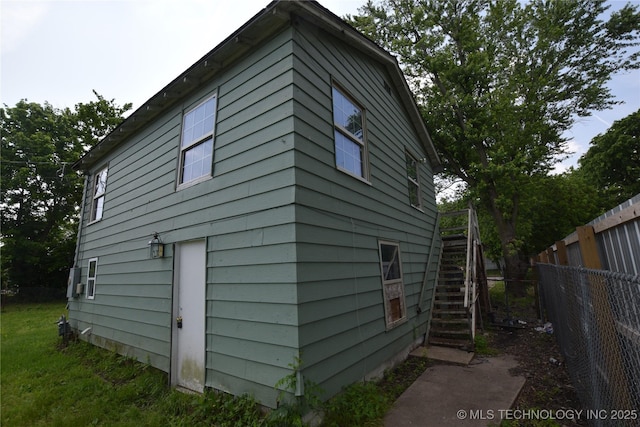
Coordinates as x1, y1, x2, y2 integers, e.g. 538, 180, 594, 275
90, 167, 108, 222
86, 258, 98, 299
378, 241, 406, 328
406, 152, 421, 209
179, 95, 217, 186
332, 86, 367, 179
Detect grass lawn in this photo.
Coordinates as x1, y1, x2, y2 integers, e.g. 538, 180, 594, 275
1, 302, 429, 427
1, 302, 167, 426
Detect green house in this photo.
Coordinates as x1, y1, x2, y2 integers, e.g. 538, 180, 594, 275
68, 0, 442, 407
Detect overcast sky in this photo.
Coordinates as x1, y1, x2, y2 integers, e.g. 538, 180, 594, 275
2, 0, 639, 175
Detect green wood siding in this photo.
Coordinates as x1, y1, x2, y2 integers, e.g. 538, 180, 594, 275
290, 21, 440, 398
69, 14, 441, 409
69, 28, 300, 406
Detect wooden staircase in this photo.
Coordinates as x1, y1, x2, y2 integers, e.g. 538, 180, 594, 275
428, 208, 490, 351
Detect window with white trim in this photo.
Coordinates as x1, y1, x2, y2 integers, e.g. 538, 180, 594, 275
90, 167, 108, 222
378, 241, 406, 328
86, 258, 98, 299
406, 152, 421, 209
179, 95, 217, 186
332, 86, 368, 179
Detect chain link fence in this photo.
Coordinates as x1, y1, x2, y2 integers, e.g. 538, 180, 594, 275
537, 264, 640, 426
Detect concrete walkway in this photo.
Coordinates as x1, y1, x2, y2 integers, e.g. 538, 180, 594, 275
384, 346, 526, 427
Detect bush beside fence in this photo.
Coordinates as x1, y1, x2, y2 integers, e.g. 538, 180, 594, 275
1, 287, 66, 305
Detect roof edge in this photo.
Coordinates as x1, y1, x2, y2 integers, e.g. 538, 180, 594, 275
74, 0, 441, 172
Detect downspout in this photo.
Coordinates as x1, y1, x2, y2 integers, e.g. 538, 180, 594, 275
73, 174, 89, 267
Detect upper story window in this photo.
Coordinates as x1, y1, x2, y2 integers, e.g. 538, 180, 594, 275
406, 152, 421, 209
332, 86, 368, 180
179, 95, 217, 186
90, 167, 108, 222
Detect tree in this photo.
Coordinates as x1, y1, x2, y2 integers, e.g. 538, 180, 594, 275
348, 0, 640, 282
578, 109, 640, 209
1, 92, 131, 291
439, 171, 601, 272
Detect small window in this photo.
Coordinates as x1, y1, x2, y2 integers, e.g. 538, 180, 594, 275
86, 258, 98, 300
90, 167, 108, 222
332, 86, 367, 179
179, 96, 217, 186
378, 241, 406, 328
406, 152, 421, 209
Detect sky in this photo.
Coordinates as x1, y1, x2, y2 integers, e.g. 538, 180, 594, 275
2, 0, 639, 175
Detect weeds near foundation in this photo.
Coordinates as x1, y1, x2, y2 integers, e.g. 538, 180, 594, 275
322, 381, 390, 427
267, 355, 323, 427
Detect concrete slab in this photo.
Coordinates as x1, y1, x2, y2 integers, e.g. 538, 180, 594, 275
410, 345, 475, 366
384, 355, 526, 427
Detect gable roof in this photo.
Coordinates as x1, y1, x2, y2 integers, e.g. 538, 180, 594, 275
74, 0, 441, 172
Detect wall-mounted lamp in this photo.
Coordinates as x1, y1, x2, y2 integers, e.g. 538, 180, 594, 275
148, 232, 164, 259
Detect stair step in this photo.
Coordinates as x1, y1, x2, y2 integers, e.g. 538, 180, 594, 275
431, 318, 469, 325
432, 308, 467, 315
441, 226, 468, 232
433, 300, 464, 306
428, 336, 473, 349
431, 313, 467, 319
430, 327, 470, 335
435, 287, 465, 293
436, 290, 465, 296
443, 240, 466, 244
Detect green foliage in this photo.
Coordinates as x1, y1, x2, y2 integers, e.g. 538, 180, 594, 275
473, 172, 602, 262
439, 169, 603, 267
348, 0, 640, 279
267, 355, 323, 427
0, 93, 131, 291
322, 382, 390, 427
2, 304, 435, 427
162, 391, 264, 427
1, 303, 267, 427
578, 109, 640, 208
475, 334, 499, 356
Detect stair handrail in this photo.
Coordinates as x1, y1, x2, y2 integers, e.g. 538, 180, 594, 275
466, 206, 482, 342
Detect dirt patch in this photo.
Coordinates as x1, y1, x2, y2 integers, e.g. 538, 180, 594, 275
484, 300, 586, 426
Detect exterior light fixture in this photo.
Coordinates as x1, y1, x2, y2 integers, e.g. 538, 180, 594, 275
148, 232, 164, 259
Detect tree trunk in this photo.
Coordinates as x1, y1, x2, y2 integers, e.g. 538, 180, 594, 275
486, 190, 530, 297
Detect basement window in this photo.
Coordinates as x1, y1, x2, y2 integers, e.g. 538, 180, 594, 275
378, 241, 407, 329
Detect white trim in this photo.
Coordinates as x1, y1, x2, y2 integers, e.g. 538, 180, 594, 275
89, 167, 108, 222
331, 83, 370, 180
177, 94, 217, 188
378, 240, 407, 329
406, 151, 422, 209
86, 257, 98, 300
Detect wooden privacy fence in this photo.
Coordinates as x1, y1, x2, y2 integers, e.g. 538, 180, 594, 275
536, 194, 640, 273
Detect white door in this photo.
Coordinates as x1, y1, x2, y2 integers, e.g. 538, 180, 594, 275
172, 240, 206, 392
